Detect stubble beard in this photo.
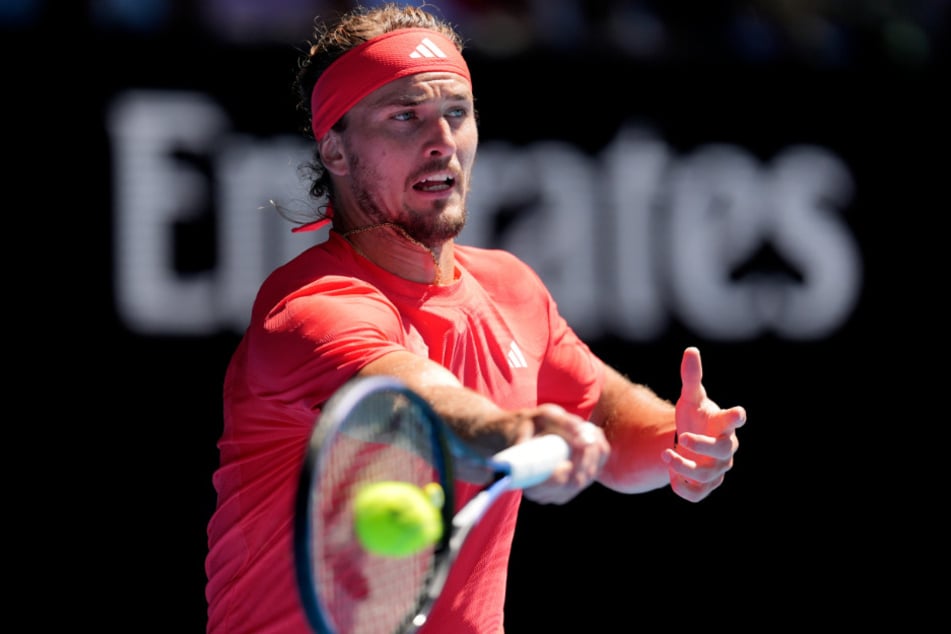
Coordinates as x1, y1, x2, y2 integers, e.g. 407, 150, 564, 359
403, 201, 467, 248
351, 178, 468, 249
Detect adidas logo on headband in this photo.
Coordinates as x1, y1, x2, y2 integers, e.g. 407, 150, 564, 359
409, 37, 448, 59
311, 29, 471, 141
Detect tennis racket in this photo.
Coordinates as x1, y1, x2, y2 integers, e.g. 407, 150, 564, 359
294, 375, 570, 634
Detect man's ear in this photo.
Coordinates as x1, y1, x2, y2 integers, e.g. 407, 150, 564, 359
318, 132, 348, 176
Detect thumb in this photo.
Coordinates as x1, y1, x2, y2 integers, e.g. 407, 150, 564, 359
679, 346, 704, 405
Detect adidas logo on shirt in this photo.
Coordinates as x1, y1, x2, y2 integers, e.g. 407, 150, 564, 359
506, 341, 527, 369
409, 37, 448, 59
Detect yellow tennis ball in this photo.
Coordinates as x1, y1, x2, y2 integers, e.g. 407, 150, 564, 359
353, 481, 444, 557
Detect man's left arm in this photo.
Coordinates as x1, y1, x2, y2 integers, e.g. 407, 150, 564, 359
591, 347, 746, 501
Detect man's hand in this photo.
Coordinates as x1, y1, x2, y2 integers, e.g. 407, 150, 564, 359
662, 347, 747, 502
521, 405, 610, 505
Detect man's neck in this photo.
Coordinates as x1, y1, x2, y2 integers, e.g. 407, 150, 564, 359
338, 223, 456, 285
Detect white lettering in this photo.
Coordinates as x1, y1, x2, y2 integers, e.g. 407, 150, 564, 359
108, 91, 227, 334
107, 91, 862, 342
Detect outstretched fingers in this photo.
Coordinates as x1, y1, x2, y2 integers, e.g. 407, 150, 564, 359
668, 347, 747, 502
676, 429, 739, 461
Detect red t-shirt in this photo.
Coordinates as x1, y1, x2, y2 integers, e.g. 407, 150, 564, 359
206, 232, 603, 633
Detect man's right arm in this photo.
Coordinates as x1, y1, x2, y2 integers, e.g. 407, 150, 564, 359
357, 350, 609, 504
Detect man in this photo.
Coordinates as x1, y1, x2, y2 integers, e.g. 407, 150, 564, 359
206, 4, 746, 633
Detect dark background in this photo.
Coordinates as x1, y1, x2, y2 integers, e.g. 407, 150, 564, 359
13, 1, 947, 630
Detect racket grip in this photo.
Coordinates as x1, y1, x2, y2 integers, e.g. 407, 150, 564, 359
492, 434, 571, 489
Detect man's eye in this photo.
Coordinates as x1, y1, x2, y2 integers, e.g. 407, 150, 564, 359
393, 111, 416, 121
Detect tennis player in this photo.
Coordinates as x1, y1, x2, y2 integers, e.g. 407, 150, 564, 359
206, 3, 747, 633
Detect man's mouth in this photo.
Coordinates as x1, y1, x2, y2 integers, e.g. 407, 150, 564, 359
414, 173, 455, 192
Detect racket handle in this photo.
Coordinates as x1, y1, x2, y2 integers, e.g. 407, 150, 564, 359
491, 434, 571, 489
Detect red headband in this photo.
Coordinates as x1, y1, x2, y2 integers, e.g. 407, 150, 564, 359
310, 28, 472, 141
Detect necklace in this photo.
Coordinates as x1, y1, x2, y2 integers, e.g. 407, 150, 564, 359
337, 222, 445, 284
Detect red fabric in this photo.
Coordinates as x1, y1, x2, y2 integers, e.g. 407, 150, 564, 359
291, 202, 334, 233
310, 28, 472, 140
206, 232, 604, 633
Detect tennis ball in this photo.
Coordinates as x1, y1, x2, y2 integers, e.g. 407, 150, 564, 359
353, 481, 444, 557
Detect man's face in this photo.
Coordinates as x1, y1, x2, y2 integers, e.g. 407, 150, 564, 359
330, 71, 478, 247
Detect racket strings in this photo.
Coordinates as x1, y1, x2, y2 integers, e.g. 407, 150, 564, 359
313, 390, 446, 634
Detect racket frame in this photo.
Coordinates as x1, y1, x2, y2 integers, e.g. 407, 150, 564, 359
294, 375, 570, 634
294, 376, 456, 634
